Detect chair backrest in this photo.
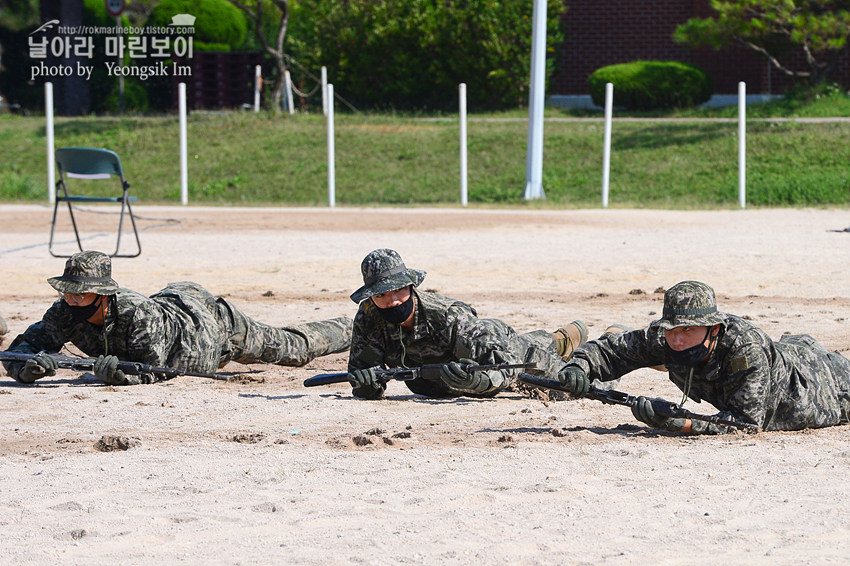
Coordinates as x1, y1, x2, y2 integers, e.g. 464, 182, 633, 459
56, 147, 124, 179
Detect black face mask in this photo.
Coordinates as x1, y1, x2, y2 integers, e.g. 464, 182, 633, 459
68, 298, 103, 323
665, 328, 715, 367
376, 293, 415, 325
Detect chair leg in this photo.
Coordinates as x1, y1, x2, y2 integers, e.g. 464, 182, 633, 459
48, 199, 61, 257
49, 199, 85, 258
113, 199, 126, 257
125, 200, 142, 257
66, 201, 85, 253
112, 195, 141, 258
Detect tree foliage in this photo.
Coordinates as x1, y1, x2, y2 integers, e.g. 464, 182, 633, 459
228, 0, 290, 111
123, 0, 159, 27
285, 0, 566, 111
0, 0, 38, 31
588, 61, 713, 111
81, 0, 147, 113
0, 0, 39, 110
674, 0, 850, 85
147, 0, 247, 51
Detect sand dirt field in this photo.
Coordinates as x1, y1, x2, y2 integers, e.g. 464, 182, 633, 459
1, 203, 850, 565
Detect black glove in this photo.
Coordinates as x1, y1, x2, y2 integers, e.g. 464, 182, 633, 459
557, 365, 589, 397
631, 396, 687, 432
18, 352, 58, 383
347, 367, 385, 400
93, 354, 140, 385
348, 367, 381, 389
440, 358, 488, 393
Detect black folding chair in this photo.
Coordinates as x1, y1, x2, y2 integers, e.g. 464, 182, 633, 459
49, 147, 142, 258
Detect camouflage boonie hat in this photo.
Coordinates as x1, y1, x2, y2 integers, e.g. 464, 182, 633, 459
658, 280, 724, 330
47, 250, 119, 296
350, 249, 426, 303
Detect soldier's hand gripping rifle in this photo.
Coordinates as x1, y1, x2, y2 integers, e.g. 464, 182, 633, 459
0, 351, 224, 380
518, 372, 759, 432
304, 362, 538, 387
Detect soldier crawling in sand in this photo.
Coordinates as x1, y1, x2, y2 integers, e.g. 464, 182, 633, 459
343, 248, 623, 400
557, 280, 850, 434
2, 250, 353, 385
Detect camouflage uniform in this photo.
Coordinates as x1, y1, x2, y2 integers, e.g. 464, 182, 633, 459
2, 251, 352, 385
349, 287, 567, 398
347, 248, 579, 399
567, 281, 850, 433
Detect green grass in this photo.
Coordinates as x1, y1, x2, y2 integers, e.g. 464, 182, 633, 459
1, 87, 848, 208
555, 81, 850, 119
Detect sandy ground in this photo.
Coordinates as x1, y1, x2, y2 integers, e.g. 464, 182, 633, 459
1, 203, 850, 565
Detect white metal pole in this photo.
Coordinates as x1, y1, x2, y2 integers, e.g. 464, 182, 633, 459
254, 65, 261, 113
284, 70, 295, 115
117, 16, 124, 113
523, 0, 547, 200
327, 83, 335, 207
602, 82, 613, 208
45, 82, 55, 205
321, 66, 328, 116
738, 81, 746, 209
459, 83, 468, 207
179, 82, 188, 206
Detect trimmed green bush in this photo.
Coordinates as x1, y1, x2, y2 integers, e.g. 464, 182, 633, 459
146, 0, 247, 52
588, 61, 713, 111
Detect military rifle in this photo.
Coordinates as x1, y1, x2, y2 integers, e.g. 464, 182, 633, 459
518, 372, 759, 432
304, 362, 538, 387
0, 350, 224, 381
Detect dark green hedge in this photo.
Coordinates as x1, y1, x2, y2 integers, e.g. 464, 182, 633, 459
588, 61, 713, 111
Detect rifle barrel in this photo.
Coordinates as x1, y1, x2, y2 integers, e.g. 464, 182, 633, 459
469, 362, 537, 371
1, 351, 220, 381
670, 405, 758, 431
118, 361, 219, 380
517, 372, 566, 392
517, 372, 757, 432
305, 362, 539, 388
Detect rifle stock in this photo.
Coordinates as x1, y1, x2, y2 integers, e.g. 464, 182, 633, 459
304, 362, 537, 388
517, 372, 758, 432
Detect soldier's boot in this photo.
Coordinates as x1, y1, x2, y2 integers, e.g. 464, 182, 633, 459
601, 323, 631, 336
602, 324, 667, 372
553, 320, 588, 361
0, 316, 7, 347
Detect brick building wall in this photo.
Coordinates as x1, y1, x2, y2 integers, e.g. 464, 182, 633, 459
171, 52, 264, 110
552, 0, 850, 96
